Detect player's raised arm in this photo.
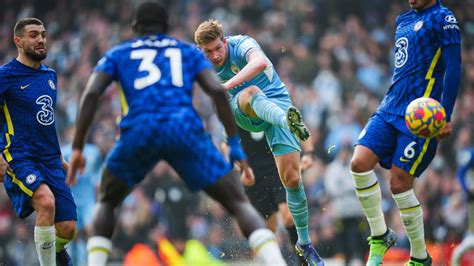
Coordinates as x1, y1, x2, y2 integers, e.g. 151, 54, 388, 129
222, 49, 268, 90
67, 71, 112, 185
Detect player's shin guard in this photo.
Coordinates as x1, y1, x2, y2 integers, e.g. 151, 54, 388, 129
285, 181, 311, 244
87, 236, 112, 266
393, 189, 428, 260
250, 92, 288, 129
249, 228, 286, 265
351, 170, 387, 236
35, 225, 56, 266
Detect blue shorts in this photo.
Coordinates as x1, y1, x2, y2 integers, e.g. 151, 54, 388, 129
106, 110, 232, 191
355, 111, 438, 177
3, 159, 77, 222
230, 92, 300, 156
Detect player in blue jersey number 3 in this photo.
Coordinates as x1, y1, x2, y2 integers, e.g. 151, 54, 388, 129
0, 18, 77, 266
350, 0, 461, 265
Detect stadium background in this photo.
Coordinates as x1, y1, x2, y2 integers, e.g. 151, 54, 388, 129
0, 0, 473, 265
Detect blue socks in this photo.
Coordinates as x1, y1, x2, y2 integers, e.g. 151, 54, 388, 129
250, 92, 288, 129
285, 181, 311, 245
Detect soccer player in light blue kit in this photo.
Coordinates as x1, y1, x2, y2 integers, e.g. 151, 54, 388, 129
0, 18, 77, 266
350, 0, 461, 265
195, 20, 323, 265
67, 1, 286, 265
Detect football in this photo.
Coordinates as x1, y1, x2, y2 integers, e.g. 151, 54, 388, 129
405, 97, 446, 138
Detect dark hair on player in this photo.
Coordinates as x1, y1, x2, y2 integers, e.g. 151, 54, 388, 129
132, 1, 169, 35
14, 18, 44, 37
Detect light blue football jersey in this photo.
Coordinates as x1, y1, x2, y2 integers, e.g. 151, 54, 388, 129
214, 35, 289, 99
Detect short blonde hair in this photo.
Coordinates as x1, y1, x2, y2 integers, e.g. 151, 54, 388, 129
194, 19, 224, 46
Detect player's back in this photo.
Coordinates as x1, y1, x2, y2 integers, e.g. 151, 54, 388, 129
95, 34, 212, 128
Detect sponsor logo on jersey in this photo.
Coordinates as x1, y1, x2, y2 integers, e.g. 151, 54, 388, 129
395, 37, 409, 68
445, 15, 457, 24
414, 21, 424, 31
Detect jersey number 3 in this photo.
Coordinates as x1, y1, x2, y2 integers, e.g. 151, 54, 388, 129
130, 48, 183, 90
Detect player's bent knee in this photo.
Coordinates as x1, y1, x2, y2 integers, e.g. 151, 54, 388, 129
244, 85, 262, 95
56, 221, 77, 240
350, 157, 371, 173
389, 173, 414, 194
282, 174, 300, 188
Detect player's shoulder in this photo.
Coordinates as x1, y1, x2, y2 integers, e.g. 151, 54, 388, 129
431, 3, 458, 22
40, 64, 56, 74
395, 9, 415, 25
227, 35, 255, 45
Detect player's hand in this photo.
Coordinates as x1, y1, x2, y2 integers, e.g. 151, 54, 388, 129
66, 149, 86, 186
239, 160, 255, 186
301, 152, 314, 171
0, 156, 8, 183
436, 122, 453, 141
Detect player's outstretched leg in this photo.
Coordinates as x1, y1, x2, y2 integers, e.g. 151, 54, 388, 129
204, 172, 286, 265
286, 106, 310, 141
87, 169, 132, 266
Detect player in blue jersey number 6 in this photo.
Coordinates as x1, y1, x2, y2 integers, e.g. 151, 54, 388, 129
0, 18, 77, 266
66, 1, 286, 266
195, 20, 323, 266
350, 0, 461, 265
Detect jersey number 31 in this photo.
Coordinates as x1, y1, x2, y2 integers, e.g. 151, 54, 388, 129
130, 48, 183, 90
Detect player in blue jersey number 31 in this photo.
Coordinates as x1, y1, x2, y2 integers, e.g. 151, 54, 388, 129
67, 1, 287, 265
350, 0, 461, 265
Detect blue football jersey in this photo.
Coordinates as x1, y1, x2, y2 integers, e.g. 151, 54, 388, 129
378, 1, 461, 115
94, 34, 212, 128
214, 35, 288, 99
0, 59, 62, 167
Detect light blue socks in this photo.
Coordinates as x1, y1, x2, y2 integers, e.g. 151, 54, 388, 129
250, 92, 288, 129
285, 181, 311, 244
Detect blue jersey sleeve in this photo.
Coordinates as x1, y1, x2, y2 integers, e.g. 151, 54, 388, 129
93, 52, 117, 80
441, 44, 461, 121
434, 10, 461, 46
235, 36, 261, 62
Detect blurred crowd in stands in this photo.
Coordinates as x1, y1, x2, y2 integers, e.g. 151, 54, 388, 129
0, 0, 473, 265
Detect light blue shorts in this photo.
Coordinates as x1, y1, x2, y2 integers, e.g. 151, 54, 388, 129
230, 92, 300, 156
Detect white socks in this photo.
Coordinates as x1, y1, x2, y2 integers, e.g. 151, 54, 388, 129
35, 225, 56, 266
249, 228, 286, 265
352, 170, 387, 236
393, 189, 427, 260
87, 236, 112, 266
